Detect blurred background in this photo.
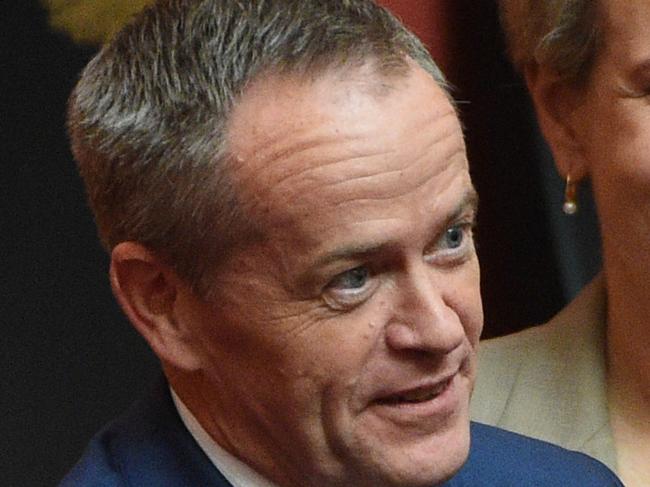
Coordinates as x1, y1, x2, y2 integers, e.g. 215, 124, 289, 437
1, 1, 601, 485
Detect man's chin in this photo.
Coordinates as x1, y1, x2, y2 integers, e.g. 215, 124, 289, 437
348, 408, 471, 487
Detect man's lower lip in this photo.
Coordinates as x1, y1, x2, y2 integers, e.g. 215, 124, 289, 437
369, 375, 460, 424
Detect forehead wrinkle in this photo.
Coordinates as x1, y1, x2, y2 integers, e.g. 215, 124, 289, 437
299, 133, 466, 215
316, 168, 463, 228
231, 71, 455, 187
257, 103, 464, 211
321, 115, 465, 197
325, 150, 467, 208
230, 119, 385, 201
229, 67, 459, 229
238, 129, 361, 173
264, 139, 395, 189
233, 134, 393, 218
303, 106, 463, 185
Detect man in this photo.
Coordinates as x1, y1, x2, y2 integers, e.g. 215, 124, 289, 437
61, 1, 622, 485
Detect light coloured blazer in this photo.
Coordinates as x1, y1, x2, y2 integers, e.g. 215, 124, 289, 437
470, 274, 617, 471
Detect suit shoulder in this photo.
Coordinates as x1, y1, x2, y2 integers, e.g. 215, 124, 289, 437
59, 430, 126, 487
59, 379, 233, 487
449, 423, 622, 486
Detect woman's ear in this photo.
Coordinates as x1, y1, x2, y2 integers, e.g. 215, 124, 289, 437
109, 242, 201, 372
524, 64, 589, 181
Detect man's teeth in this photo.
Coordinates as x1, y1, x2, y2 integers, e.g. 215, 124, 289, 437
399, 389, 438, 403
384, 379, 450, 404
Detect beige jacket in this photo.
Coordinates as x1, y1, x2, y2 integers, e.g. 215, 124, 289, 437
470, 275, 617, 471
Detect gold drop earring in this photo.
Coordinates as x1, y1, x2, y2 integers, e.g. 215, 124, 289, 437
562, 174, 578, 215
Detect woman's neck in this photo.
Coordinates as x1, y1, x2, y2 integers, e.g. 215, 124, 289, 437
605, 244, 650, 406
603, 249, 650, 487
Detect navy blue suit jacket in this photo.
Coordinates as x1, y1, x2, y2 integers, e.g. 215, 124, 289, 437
61, 380, 623, 486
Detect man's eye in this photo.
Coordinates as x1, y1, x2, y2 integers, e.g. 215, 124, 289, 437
425, 221, 474, 265
322, 266, 376, 311
444, 225, 464, 249
328, 266, 369, 290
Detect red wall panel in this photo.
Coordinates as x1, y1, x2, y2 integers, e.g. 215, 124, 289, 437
377, 0, 457, 77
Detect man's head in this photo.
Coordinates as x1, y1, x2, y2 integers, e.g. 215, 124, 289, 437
69, 1, 483, 486
68, 0, 447, 295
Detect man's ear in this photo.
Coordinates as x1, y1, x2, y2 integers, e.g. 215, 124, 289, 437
109, 242, 201, 372
524, 64, 589, 181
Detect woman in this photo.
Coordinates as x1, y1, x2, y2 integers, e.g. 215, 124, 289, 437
470, 1, 650, 486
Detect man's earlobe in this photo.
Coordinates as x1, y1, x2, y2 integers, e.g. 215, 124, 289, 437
524, 64, 589, 182
109, 242, 201, 372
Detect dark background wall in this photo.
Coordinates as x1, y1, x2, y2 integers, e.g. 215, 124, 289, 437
1, 1, 600, 485
2, 4, 159, 486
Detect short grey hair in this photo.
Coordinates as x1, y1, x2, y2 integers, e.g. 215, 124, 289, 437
68, 0, 449, 294
498, 0, 602, 83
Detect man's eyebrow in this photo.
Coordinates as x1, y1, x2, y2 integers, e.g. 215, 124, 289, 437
313, 241, 391, 269
312, 186, 480, 269
452, 186, 479, 222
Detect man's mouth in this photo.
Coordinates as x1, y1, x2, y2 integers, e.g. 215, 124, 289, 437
375, 377, 453, 405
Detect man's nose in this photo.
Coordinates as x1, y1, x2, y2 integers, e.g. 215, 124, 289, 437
384, 264, 465, 355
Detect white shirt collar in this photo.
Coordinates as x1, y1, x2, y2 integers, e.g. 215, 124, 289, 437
170, 388, 280, 487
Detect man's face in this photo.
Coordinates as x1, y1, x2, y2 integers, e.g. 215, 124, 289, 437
183, 64, 483, 487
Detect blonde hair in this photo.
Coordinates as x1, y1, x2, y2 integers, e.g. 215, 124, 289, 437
498, 0, 602, 83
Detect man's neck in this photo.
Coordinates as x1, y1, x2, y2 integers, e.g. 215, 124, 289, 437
169, 386, 280, 487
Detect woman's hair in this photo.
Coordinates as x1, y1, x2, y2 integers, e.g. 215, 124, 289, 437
498, 0, 602, 83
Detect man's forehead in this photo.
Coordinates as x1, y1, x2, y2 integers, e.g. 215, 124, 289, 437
221, 63, 465, 243
226, 64, 457, 183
